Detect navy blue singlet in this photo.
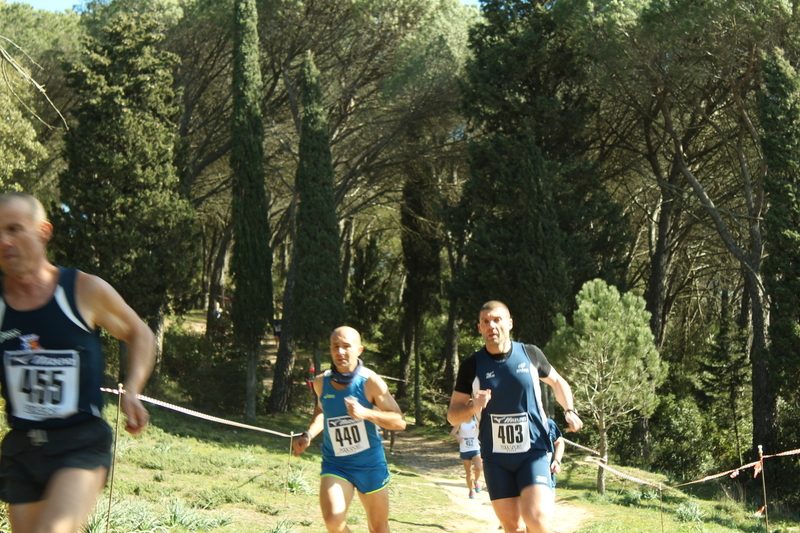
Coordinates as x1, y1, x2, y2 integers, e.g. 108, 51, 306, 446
0, 267, 105, 430
472, 341, 552, 457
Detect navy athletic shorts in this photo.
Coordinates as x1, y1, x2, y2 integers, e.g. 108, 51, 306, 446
0, 417, 113, 504
483, 448, 552, 500
321, 459, 391, 494
460, 449, 480, 461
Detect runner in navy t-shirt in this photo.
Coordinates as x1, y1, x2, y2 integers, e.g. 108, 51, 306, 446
448, 300, 582, 533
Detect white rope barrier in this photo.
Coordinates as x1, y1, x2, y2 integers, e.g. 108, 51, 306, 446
562, 437, 601, 456
100, 388, 297, 439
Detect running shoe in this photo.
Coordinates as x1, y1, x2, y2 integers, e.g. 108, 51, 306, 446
469, 490, 476, 499
474, 482, 482, 493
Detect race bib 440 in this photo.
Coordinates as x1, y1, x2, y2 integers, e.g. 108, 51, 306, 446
326, 415, 369, 457
4, 350, 80, 421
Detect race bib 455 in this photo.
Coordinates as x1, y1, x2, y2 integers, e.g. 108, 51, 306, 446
4, 350, 80, 421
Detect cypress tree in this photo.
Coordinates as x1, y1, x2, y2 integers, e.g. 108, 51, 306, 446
292, 52, 345, 345
397, 158, 442, 402
346, 236, 391, 341
230, 0, 273, 420
55, 12, 197, 358
759, 50, 800, 492
457, 0, 630, 344
269, 52, 344, 413
454, 133, 570, 345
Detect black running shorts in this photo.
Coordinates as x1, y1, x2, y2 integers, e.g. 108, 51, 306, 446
0, 417, 113, 504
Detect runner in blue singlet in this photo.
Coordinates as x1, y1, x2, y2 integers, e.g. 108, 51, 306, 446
293, 326, 406, 533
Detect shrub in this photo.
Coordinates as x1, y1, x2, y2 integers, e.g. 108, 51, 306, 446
161, 324, 251, 415
649, 394, 714, 480
676, 501, 706, 523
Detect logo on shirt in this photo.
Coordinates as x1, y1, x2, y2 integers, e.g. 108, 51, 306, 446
485, 371, 495, 379
19, 334, 41, 351
323, 394, 335, 399
516, 362, 529, 374
0, 329, 21, 343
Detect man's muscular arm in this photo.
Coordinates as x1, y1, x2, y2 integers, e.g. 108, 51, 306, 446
76, 271, 155, 434
541, 367, 583, 432
352, 375, 406, 431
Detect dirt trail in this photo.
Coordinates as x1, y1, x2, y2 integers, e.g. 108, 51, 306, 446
388, 430, 591, 533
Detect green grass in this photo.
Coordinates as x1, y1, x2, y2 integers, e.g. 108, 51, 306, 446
556, 459, 799, 533
83, 403, 460, 533
2, 399, 799, 533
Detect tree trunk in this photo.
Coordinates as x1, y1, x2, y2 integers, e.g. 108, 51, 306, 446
442, 294, 460, 394
147, 308, 166, 394
645, 186, 673, 352
642, 126, 682, 352
597, 416, 607, 495
117, 340, 129, 388
442, 239, 462, 393
745, 271, 777, 455
397, 312, 415, 399
340, 216, 354, 303
414, 340, 422, 426
313, 343, 322, 389
269, 249, 297, 414
245, 345, 258, 421
206, 222, 233, 336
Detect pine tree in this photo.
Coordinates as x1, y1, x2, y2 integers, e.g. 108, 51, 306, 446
56, 12, 197, 339
546, 279, 666, 494
230, 0, 273, 420
698, 291, 750, 467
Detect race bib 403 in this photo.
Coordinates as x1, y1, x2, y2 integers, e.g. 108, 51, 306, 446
490, 413, 531, 454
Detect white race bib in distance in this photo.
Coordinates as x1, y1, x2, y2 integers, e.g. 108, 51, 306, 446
4, 350, 80, 421
490, 412, 531, 454
327, 415, 369, 457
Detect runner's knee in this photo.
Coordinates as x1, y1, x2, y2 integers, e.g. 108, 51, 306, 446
366, 519, 390, 533
322, 511, 349, 533
521, 507, 551, 533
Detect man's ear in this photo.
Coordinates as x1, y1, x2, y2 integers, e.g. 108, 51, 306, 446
508, 317, 513, 330
40, 221, 53, 243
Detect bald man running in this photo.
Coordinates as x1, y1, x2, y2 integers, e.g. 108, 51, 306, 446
293, 326, 406, 533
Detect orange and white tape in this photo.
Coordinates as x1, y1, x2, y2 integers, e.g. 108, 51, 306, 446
562, 438, 601, 456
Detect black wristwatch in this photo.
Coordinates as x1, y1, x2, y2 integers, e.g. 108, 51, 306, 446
566, 408, 579, 417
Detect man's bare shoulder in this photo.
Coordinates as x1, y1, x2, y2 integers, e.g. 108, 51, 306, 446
74, 271, 120, 327
75, 269, 104, 292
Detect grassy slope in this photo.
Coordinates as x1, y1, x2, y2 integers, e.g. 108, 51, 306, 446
3, 390, 797, 533
92, 403, 800, 533
92, 405, 460, 533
